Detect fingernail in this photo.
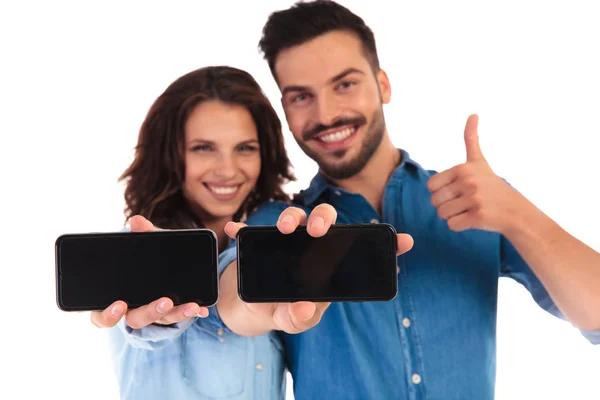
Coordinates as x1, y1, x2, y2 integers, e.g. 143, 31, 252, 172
196, 308, 209, 318
111, 304, 124, 316
311, 217, 325, 229
156, 300, 169, 314
281, 215, 294, 225
184, 307, 197, 318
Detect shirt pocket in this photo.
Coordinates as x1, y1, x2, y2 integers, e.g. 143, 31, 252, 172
182, 321, 249, 398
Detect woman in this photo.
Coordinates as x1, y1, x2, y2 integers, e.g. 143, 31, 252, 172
96, 66, 295, 399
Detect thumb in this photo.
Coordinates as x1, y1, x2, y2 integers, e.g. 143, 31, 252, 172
130, 215, 157, 232
464, 114, 484, 162
289, 302, 317, 323
224, 221, 247, 239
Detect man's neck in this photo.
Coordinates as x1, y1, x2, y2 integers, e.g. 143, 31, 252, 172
328, 135, 400, 215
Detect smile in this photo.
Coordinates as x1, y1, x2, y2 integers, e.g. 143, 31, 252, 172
203, 183, 241, 196
316, 127, 356, 143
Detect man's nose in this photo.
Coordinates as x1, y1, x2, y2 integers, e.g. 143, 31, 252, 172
314, 92, 340, 127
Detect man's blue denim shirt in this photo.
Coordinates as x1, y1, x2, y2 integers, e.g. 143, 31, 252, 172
213, 149, 599, 400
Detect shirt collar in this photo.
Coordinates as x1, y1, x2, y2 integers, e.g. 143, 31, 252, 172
295, 148, 422, 206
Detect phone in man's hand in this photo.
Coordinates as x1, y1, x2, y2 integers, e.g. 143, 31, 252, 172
55, 229, 219, 311
236, 223, 398, 303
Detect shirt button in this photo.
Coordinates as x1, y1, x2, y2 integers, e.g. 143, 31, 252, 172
255, 364, 263, 371
412, 373, 421, 384
397, 265, 400, 273
218, 338, 225, 342
217, 329, 224, 336
334, 190, 342, 196
370, 218, 379, 223
402, 318, 411, 328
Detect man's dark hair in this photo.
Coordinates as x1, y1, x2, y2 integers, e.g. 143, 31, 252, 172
258, 0, 380, 80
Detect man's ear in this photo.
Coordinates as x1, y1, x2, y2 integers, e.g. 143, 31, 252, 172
377, 68, 391, 104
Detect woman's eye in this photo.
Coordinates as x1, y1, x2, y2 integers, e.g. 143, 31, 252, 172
191, 144, 212, 151
238, 144, 258, 152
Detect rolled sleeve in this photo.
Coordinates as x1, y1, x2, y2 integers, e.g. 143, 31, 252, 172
218, 242, 238, 278
116, 318, 196, 350
500, 235, 600, 345
206, 201, 293, 333
199, 246, 240, 334
580, 329, 600, 345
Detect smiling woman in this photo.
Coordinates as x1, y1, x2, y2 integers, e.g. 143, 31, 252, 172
181, 100, 262, 247
120, 65, 295, 252
96, 65, 296, 400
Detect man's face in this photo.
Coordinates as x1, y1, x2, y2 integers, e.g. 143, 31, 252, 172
275, 30, 391, 180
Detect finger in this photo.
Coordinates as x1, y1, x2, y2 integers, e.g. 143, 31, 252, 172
396, 234, 414, 256
426, 167, 459, 193
156, 303, 209, 325
124, 297, 174, 329
446, 211, 475, 232
306, 203, 337, 238
273, 302, 312, 334
130, 215, 158, 232
430, 183, 462, 208
437, 196, 474, 220
224, 221, 247, 239
90, 300, 127, 328
464, 114, 485, 162
288, 301, 330, 333
290, 302, 316, 326
277, 206, 307, 234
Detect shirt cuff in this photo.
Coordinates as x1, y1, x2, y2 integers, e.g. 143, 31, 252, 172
580, 328, 600, 345
201, 244, 239, 334
218, 243, 237, 277
117, 317, 196, 350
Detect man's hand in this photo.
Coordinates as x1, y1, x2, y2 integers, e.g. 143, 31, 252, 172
223, 204, 414, 335
427, 114, 531, 234
90, 215, 209, 329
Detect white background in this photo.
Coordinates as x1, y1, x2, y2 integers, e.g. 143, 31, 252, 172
1, 0, 598, 398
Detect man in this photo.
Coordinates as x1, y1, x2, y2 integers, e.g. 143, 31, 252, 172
216, 1, 600, 399
95, 1, 600, 399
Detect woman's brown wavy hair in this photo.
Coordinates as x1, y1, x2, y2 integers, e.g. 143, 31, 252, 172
119, 66, 295, 229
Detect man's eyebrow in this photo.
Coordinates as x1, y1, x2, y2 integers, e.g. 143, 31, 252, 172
281, 68, 366, 96
328, 68, 365, 84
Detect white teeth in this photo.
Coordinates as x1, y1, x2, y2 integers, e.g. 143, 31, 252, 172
319, 127, 354, 143
208, 185, 238, 195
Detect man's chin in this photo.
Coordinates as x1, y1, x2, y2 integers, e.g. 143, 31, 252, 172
315, 142, 355, 160
319, 159, 364, 181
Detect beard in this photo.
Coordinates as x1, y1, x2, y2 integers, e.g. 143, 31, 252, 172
297, 107, 385, 180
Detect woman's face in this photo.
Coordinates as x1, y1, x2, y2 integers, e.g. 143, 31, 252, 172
182, 100, 261, 223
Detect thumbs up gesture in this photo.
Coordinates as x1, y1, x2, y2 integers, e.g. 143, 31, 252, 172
426, 114, 528, 234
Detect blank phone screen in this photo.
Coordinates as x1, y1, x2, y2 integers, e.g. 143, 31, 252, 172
56, 230, 218, 311
237, 224, 398, 302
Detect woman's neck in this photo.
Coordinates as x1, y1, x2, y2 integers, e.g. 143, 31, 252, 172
203, 217, 231, 253
186, 199, 235, 253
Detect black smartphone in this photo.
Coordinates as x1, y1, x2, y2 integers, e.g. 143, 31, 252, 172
55, 229, 218, 311
236, 223, 398, 303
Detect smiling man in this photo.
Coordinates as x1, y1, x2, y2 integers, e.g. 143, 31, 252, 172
279, 61, 386, 182
213, 1, 600, 399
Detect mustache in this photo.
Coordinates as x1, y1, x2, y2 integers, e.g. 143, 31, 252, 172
302, 116, 366, 141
